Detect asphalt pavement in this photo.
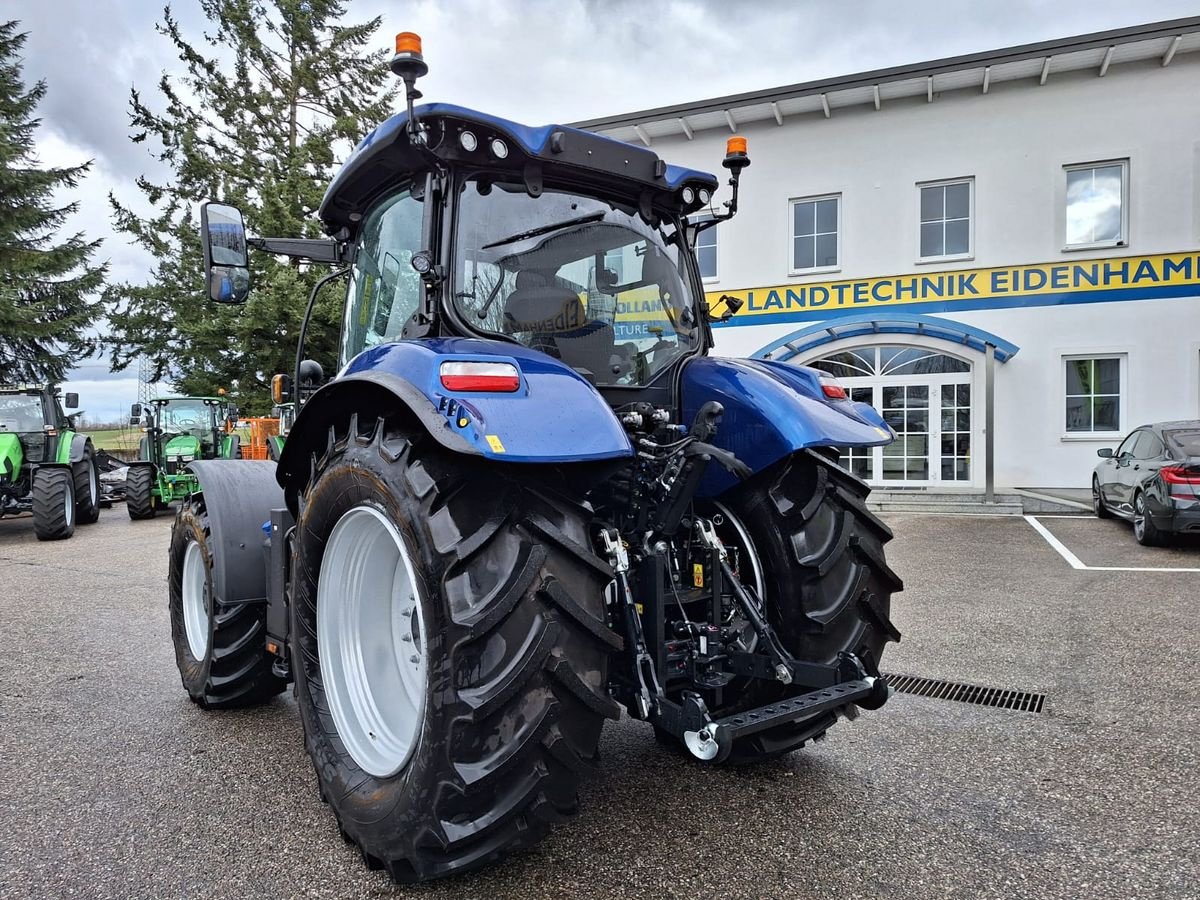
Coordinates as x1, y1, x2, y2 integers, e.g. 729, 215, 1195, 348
0, 507, 1196, 899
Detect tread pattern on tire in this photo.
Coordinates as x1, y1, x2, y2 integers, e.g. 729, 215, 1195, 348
73, 445, 101, 524
290, 416, 616, 883
709, 449, 902, 764
32, 466, 75, 541
168, 493, 286, 708
126, 465, 156, 519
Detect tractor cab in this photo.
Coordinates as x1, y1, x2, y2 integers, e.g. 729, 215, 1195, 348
139, 397, 232, 472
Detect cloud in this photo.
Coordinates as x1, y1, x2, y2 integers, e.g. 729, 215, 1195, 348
14, 0, 1198, 395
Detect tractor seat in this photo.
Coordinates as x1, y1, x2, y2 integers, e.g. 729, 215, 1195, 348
503, 271, 620, 378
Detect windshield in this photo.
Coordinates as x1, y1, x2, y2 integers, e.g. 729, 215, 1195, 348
453, 179, 701, 386
0, 395, 43, 432
157, 400, 217, 431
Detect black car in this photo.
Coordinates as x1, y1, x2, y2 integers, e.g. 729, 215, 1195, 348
1093, 420, 1200, 545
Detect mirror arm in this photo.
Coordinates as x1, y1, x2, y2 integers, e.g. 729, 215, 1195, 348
247, 237, 347, 264
294, 267, 351, 409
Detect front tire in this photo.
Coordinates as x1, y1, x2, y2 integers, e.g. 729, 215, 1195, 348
168, 494, 286, 707
126, 465, 156, 520
1093, 476, 1112, 519
74, 445, 101, 525
291, 416, 618, 883
32, 467, 76, 541
701, 450, 902, 764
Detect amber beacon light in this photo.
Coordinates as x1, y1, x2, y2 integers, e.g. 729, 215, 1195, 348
391, 31, 428, 80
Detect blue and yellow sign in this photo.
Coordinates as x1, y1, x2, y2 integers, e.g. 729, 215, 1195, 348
706, 251, 1200, 326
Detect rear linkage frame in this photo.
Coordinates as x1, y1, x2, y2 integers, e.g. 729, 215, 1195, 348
598, 401, 891, 763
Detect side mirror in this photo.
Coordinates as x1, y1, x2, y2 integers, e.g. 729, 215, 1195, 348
201, 201, 252, 304
65, 392, 79, 409
1097, 447, 1113, 458
298, 359, 325, 387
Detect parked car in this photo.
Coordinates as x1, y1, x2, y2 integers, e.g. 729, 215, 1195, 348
1093, 420, 1200, 545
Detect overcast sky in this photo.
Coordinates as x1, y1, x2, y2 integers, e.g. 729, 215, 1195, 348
13, 0, 1196, 421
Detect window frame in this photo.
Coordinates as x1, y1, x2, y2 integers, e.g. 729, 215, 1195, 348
693, 216, 719, 283
1060, 352, 1126, 440
916, 177, 974, 264
1063, 159, 1129, 251
788, 193, 841, 276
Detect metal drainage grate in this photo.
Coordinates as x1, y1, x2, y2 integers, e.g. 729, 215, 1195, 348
882, 672, 1046, 713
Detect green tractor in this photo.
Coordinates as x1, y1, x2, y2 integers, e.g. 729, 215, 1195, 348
125, 396, 241, 519
0, 384, 101, 540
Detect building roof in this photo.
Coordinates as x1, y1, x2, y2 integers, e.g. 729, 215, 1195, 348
573, 17, 1200, 145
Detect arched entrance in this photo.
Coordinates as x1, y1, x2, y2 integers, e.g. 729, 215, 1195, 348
753, 313, 1019, 489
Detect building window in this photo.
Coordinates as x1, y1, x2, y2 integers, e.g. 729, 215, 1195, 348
919, 179, 972, 260
696, 222, 718, 280
791, 195, 839, 272
1064, 356, 1122, 434
1065, 160, 1127, 249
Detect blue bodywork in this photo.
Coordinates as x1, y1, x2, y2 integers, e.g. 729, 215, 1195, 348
288, 338, 890, 486
334, 338, 633, 463
683, 357, 893, 496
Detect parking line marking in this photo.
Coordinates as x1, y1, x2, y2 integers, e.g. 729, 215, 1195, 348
1024, 515, 1086, 569
1023, 515, 1200, 573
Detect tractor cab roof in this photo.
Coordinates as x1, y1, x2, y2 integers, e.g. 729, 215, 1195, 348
318, 103, 719, 234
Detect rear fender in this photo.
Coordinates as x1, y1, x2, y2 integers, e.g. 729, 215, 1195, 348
278, 338, 633, 494
682, 356, 893, 496
187, 460, 284, 606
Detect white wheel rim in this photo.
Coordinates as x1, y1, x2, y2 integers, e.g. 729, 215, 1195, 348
89, 463, 98, 506
182, 541, 210, 659
64, 482, 74, 528
317, 505, 427, 778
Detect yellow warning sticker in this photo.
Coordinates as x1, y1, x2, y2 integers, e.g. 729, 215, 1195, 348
692, 563, 704, 588
485, 434, 506, 453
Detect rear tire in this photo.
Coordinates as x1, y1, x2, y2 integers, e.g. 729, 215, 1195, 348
168, 493, 286, 707
1093, 476, 1112, 519
74, 445, 101, 525
1133, 490, 1166, 546
32, 467, 76, 541
699, 450, 902, 765
126, 465, 156, 520
291, 415, 617, 883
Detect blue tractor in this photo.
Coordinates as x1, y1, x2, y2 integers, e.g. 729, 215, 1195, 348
170, 33, 902, 883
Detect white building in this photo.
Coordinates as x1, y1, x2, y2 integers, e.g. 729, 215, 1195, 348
577, 17, 1200, 491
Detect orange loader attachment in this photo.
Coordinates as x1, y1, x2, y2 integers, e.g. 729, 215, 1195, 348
242, 416, 280, 460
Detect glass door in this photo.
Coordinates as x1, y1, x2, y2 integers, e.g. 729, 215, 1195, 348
880, 384, 930, 484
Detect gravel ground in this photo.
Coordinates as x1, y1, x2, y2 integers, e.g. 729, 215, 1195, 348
0, 507, 1196, 899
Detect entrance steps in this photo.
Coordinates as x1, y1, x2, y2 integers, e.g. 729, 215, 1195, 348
865, 488, 1088, 516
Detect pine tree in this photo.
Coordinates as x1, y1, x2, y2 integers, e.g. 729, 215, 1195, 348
0, 20, 106, 385
105, 0, 396, 412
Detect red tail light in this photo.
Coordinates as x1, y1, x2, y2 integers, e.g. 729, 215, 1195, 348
819, 375, 847, 400
1162, 465, 1200, 500
439, 361, 520, 392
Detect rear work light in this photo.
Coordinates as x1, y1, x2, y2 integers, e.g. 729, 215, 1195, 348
439, 361, 520, 392
818, 375, 847, 400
